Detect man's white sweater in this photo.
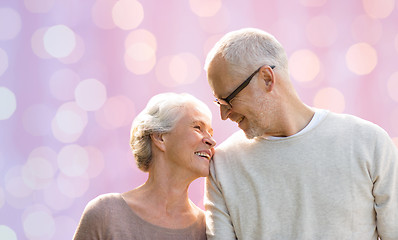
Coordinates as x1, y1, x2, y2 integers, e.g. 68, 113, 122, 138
205, 111, 398, 240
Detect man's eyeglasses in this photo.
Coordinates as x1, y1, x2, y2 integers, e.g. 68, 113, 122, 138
214, 65, 275, 108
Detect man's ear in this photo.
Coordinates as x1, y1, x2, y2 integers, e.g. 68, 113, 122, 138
260, 66, 275, 92
151, 133, 166, 152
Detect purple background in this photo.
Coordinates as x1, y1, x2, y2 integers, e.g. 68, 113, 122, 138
1, 0, 398, 239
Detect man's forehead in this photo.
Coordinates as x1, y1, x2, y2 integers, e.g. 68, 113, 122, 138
207, 56, 236, 98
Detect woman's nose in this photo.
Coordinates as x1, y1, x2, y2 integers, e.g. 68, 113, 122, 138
203, 135, 216, 148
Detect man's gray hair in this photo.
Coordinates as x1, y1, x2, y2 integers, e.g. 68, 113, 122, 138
130, 92, 212, 172
205, 28, 289, 78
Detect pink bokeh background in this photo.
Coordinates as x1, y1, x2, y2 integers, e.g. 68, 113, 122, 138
1, 0, 398, 239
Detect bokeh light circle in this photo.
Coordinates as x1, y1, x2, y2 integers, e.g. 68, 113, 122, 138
289, 49, 321, 82
126, 42, 155, 61
58, 34, 85, 64
362, 0, 395, 19
22, 155, 55, 190
393, 137, 398, 149
0, 48, 8, 77
51, 102, 88, 143
124, 29, 157, 74
5, 166, 33, 198
31, 27, 52, 59
57, 144, 89, 177
75, 78, 107, 111
54, 102, 88, 135
124, 45, 156, 74
52, 216, 77, 240
23, 206, 55, 240
189, 0, 222, 17
43, 25, 76, 58
57, 173, 90, 198
306, 15, 337, 47
345, 42, 377, 75
0, 87, 17, 120
313, 87, 345, 113
125, 29, 157, 50
0, 8, 22, 40
112, 0, 144, 30
387, 72, 398, 102
0, 187, 4, 209
24, 0, 55, 13
170, 52, 202, 84
0, 225, 17, 240
95, 95, 135, 129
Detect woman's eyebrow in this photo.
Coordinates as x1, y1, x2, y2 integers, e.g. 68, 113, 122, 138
192, 120, 214, 136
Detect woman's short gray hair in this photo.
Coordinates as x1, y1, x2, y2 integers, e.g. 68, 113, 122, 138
204, 28, 289, 79
130, 92, 212, 172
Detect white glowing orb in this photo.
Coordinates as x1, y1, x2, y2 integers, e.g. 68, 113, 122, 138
51, 102, 88, 143
57, 173, 90, 198
0, 8, 22, 40
57, 144, 89, 177
0, 48, 8, 76
313, 88, 345, 113
363, 0, 395, 19
112, 0, 144, 30
75, 78, 107, 111
289, 49, 321, 82
0, 225, 17, 240
346, 42, 377, 75
189, 0, 222, 17
0, 87, 17, 120
23, 208, 55, 239
43, 25, 76, 58
22, 156, 55, 190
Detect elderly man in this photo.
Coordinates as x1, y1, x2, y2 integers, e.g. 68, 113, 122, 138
204, 28, 398, 240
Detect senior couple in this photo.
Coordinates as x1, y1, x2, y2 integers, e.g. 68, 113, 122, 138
74, 28, 398, 240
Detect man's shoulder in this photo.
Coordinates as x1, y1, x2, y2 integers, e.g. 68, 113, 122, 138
327, 112, 387, 134
212, 130, 257, 166
217, 130, 251, 151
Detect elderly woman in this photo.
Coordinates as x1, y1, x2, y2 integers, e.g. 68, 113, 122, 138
73, 93, 216, 240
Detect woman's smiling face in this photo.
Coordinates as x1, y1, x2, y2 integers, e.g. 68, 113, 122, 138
162, 102, 216, 178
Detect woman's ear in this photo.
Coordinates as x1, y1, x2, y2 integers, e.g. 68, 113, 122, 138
151, 133, 166, 152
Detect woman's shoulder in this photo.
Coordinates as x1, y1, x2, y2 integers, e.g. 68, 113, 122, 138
84, 193, 123, 213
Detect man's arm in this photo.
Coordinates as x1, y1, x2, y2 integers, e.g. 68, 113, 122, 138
204, 161, 237, 239
373, 133, 398, 240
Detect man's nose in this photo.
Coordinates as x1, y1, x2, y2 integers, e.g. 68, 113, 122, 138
220, 105, 231, 120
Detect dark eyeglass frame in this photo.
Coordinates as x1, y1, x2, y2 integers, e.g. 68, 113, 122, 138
214, 65, 275, 108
